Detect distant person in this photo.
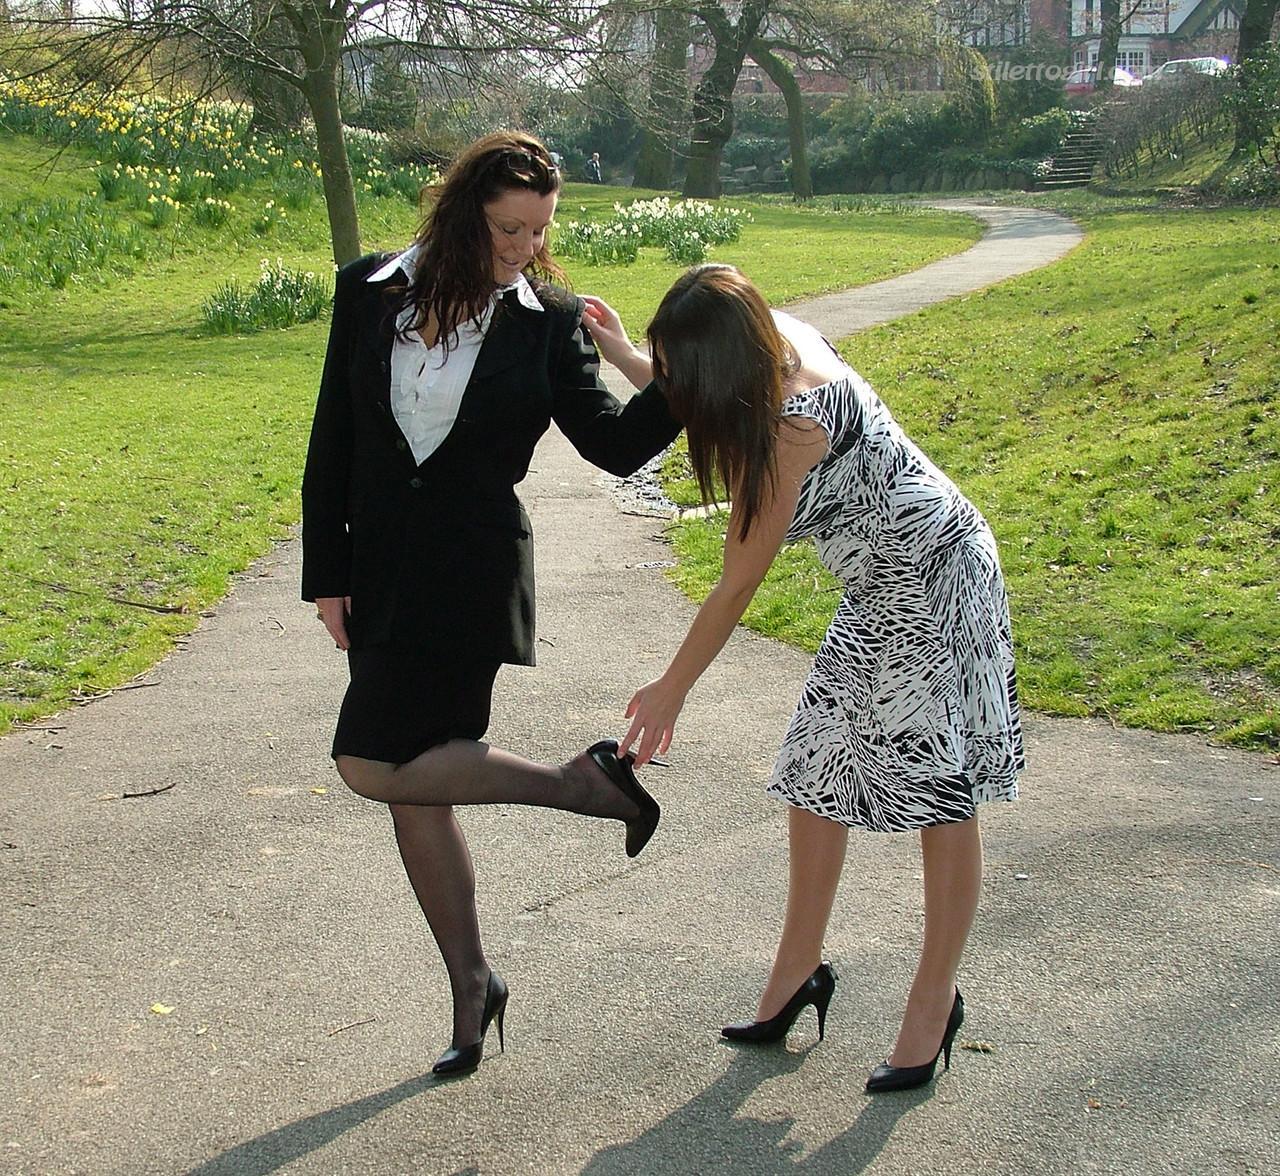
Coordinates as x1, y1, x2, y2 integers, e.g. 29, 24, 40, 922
301, 131, 678, 1079
582, 264, 1024, 1093
548, 149, 564, 170
584, 152, 603, 184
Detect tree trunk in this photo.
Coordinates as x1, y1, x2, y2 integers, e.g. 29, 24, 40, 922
748, 40, 811, 200
682, 0, 769, 199
633, 6, 690, 190
302, 65, 362, 266
1094, 0, 1121, 92
1237, 0, 1280, 61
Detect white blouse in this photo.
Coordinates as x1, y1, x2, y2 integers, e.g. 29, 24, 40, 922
366, 246, 544, 465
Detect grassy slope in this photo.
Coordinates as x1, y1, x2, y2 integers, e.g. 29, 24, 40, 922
668, 196, 1279, 748
1103, 132, 1235, 191
0, 130, 978, 732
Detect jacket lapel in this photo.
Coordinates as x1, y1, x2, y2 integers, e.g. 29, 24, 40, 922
356, 275, 402, 430
470, 295, 539, 382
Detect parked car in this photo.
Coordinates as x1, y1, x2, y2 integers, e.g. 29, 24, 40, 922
1143, 57, 1230, 85
1064, 65, 1143, 95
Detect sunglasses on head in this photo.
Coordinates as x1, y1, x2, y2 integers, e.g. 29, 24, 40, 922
491, 147, 556, 181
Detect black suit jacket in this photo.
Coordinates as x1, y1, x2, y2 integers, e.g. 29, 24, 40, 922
301, 253, 681, 665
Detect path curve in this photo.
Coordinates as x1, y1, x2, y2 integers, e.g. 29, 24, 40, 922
1, 203, 1275, 1176
786, 201, 1083, 339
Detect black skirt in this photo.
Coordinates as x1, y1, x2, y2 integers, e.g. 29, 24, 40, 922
332, 646, 502, 765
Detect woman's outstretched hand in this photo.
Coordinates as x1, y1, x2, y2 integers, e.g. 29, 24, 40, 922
580, 295, 630, 364
620, 676, 688, 766
316, 595, 352, 650
581, 296, 654, 391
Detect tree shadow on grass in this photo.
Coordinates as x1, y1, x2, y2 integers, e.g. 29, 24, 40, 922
583, 1046, 927, 1176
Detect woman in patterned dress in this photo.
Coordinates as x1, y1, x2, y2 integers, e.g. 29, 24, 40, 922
582, 264, 1023, 1092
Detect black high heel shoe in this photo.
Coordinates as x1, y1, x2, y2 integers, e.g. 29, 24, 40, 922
865, 987, 964, 1093
432, 969, 508, 1078
721, 962, 837, 1044
587, 739, 660, 858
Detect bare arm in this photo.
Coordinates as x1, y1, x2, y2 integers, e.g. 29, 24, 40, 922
620, 417, 828, 765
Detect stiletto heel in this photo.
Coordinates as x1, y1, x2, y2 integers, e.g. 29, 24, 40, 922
721, 962, 837, 1044
432, 969, 509, 1077
586, 739, 661, 857
865, 987, 964, 1093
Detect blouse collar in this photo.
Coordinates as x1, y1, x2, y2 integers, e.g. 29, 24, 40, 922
366, 244, 544, 312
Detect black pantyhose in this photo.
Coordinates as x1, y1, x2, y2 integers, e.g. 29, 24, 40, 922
368, 743, 638, 1051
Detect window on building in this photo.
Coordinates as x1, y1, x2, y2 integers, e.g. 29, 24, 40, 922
1119, 50, 1147, 75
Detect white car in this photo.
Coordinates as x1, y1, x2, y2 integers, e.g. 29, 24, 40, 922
1144, 57, 1230, 84
1064, 65, 1143, 94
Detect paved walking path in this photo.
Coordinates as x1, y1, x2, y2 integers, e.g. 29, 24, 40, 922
2, 205, 1275, 1176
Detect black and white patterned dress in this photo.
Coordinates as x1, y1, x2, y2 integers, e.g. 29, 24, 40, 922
767, 345, 1024, 833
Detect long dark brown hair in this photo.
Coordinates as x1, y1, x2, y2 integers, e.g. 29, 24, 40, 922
398, 131, 564, 354
647, 264, 798, 539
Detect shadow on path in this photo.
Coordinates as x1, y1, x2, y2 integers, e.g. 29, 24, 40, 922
583, 1049, 927, 1175
184, 1072, 442, 1176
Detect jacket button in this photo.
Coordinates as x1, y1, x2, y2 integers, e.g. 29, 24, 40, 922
395, 439, 408, 451
409, 477, 423, 489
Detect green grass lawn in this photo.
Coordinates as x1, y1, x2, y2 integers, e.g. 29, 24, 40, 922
667, 198, 1279, 750
0, 129, 978, 733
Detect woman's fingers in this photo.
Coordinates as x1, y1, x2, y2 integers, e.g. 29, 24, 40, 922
316, 597, 351, 650
581, 294, 614, 321
621, 682, 680, 765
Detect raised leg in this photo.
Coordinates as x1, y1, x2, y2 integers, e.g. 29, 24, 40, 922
887, 815, 982, 1067
337, 740, 637, 820
389, 803, 491, 1048
755, 805, 849, 1020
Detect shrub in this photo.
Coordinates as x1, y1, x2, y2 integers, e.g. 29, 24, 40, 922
993, 108, 1073, 160
383, 125, 463, 170
201, 259, 331, 334
1224, 43, 1280, 165
860, 97, 956, 171
1218, 157, 1280, 199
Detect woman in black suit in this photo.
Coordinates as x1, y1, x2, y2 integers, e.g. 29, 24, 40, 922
301, 132, 679, 1077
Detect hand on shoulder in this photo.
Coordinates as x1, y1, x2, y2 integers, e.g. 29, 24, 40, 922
581, 295, 647, 375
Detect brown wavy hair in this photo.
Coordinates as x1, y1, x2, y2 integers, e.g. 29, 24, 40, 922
399, 131, 564, 354
647, 265, 799, 539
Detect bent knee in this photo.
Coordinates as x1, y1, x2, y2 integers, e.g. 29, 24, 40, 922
335, 755, 394, 800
